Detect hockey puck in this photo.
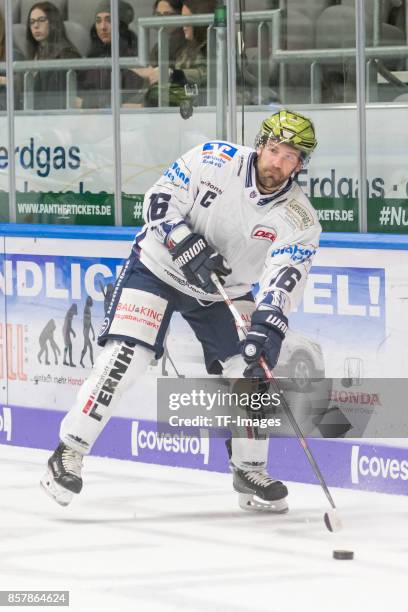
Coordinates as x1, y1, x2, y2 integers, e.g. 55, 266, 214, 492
333, 550, 354, 560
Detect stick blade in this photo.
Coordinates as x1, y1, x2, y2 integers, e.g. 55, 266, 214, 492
324, 509, 342, 532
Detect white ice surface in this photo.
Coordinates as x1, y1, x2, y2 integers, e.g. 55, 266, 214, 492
0, 444, 407, 612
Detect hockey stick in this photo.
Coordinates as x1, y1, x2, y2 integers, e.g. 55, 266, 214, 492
210, 273, 342, 533
161, 329, 185, 378
164, 348, 185, 378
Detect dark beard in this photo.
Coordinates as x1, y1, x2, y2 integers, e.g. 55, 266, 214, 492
255, 164, 285, 194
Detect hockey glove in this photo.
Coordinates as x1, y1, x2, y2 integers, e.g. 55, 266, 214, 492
242, 307, 288, 378
169, 232, 231, 294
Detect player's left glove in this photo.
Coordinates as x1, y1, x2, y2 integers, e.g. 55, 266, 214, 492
242, 307, 288, 378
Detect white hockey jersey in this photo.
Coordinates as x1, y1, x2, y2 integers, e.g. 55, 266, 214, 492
135, 140, 321, 315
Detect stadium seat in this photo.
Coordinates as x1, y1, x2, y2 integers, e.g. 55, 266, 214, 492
243, 0, 275, 7
128, 1, 156, 39
64, 21, 89, 57
68, 0, 141, 32
391, 2, 406, 33
240, 1, 276, 49
67, 0, 100, 31
285, 7, 314, 50
0, 0, 21, 23
283, 9, 314, 102
12, 23, 28, 57
281, 0, 335, 24
341, 0, 404, 25
380, 21, 405, 45
20, 0, 67, 24
129, 0, 154, 22
316, 5, 405, 102
317, 5, 405, 49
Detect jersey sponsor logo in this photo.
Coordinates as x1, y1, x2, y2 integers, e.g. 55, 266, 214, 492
202, 141, 238, 166
202, 141, 238, 160
351, 445, 408, 484
270, 244, 316, 263
131, 420, 210, 465
200, 179, 223, 195
82, 343, 135, 421
0, 406, 12, 441
109, 289, 167, 342
285, 199, 314, 230
251, 225, 277, 243
163, 160, 191, 188
116, 302, 163, 323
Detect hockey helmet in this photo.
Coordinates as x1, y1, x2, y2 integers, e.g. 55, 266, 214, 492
255, 109, 317, 160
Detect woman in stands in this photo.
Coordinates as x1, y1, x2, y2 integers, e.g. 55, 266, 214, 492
172, 0, 216, 98
26, 1, 81, 110
143, 0, 185, 73
78, 0, 144, 109
140, 0, 216, 107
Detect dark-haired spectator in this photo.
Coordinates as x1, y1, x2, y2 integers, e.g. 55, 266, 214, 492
133, 0, 186, 94
141, 0, 216, 107
26, 1, 81, 110
149, 0, 186, 65
173, 0, 215, 93
78, 0, 144, 109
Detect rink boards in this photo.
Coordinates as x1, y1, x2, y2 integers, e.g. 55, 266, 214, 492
0, 225, 408, 497
2, 404, 408, 496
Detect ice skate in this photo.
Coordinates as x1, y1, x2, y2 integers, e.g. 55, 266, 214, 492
40, 442, 83, 507
232, 466, 289, 513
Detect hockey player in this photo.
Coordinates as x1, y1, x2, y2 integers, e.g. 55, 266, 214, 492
41, 108, 320, 512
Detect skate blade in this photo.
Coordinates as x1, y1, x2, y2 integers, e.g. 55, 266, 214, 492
238, 493, 289, 513
40, 469, 74, 507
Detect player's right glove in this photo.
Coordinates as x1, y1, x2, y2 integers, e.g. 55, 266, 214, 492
169, 232, 231, 294
242, 307, 288, 378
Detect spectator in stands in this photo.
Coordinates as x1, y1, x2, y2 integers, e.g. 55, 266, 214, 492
77, 0, 144, 109
133, 0, 185, 88
26, 1, 81, 110
142, 0, 216, 107
150, 1, 186, 67
0, 10, 24, 110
